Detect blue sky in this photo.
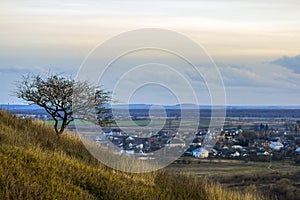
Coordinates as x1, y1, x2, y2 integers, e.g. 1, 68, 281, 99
1, 0, 300, 105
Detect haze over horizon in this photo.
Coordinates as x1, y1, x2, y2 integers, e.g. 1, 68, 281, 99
1, 0, 300, 106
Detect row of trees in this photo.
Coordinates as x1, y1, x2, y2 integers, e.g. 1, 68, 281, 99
16, 74, 114, 136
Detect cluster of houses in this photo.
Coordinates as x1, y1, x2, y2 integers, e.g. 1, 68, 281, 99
186, 128, 300, 161
12, 113, 51, 120
11, 107, 300, 162
95, 129, 179, 155
95, 126, 300, 162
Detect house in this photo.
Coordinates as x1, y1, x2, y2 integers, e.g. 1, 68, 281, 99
269, 142, 283, 151
232, 145, 243, 150
95, 135, 108, 144
210, 148, 218, 157
257, 150, 269, 156
231, 151, 240, 157
168, 138, 186, 148
192, 147, 209, 158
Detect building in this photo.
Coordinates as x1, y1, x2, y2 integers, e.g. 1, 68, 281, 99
192, 147, 209, 158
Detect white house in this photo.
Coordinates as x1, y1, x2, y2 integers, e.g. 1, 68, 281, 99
192, 147, 209, 158
169, 138, 186, 148
257, 151, 269, 156
232, 145, 243, 150
269, 142, 284, 151
231, 151, 240, 157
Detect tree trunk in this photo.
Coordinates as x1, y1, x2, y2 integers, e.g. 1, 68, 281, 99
53, 118, 59, 136
59, 112, 68, 135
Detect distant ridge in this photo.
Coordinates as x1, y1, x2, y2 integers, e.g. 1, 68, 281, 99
1, 104, 300, 110
109, 104, 300, 110
0, 104, 42, 110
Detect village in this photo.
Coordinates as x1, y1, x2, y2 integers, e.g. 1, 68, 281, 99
95, 124, 300, 163
4, 105, 300, 163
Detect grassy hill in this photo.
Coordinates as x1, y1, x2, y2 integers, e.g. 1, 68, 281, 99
0, 110, 265, 200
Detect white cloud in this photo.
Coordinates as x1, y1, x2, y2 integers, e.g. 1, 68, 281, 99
270, 55, 300, 73
224, 62, 300, 87
219, 65, 266, 87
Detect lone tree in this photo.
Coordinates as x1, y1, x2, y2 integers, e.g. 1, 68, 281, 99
16, 74, 113, 136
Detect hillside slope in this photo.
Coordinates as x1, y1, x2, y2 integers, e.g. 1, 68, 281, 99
0, 110, 264, 200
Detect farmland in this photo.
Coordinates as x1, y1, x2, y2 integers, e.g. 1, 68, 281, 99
168, 158, 300, 199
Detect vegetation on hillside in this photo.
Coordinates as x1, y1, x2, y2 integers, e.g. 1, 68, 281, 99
0, 110, 265, 200
15, 74, 113, 136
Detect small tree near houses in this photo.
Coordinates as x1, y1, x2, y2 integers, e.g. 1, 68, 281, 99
16, 74, 113, 136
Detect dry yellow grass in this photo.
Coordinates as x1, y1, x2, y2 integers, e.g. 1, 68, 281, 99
0, 110, 265, 200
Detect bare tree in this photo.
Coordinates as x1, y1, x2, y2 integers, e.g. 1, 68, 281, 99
16, 74, 113, 136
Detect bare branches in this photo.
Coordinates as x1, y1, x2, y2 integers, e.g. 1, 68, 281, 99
15, 74, 113, 136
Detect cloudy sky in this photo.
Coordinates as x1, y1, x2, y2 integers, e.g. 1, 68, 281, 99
1, 0, 300, 105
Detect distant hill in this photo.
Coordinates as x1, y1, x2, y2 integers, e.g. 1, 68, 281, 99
3, 104, 299, 111
2, 104, 300, 118
110, 103, 300, 110
0, 110, 264, 200
2, 104, 300, 120
0, 104, 41, 110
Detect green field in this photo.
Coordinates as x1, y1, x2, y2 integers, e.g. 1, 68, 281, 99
45, 119, 207, 129
168, 157, 300, 199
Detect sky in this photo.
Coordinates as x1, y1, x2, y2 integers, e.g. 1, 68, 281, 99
1, 0, 300, 105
